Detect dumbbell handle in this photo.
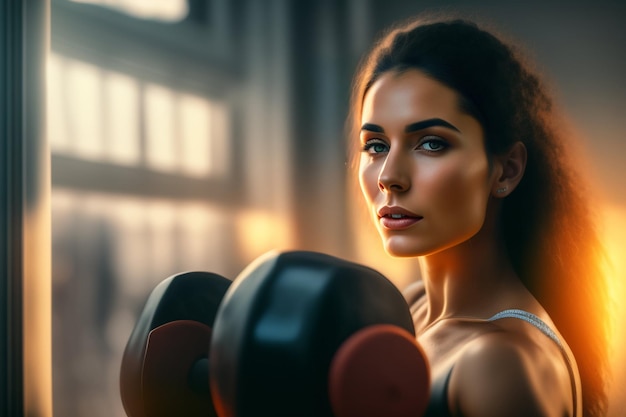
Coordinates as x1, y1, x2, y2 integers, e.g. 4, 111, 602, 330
188, 357, 210, 394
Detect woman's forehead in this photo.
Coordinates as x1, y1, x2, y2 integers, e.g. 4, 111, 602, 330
361, 70, 467, 127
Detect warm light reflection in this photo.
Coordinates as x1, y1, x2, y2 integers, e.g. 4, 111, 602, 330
235, 209, 294, 261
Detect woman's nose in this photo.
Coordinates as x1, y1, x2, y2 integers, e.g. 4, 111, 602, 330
377, 155, 411, 193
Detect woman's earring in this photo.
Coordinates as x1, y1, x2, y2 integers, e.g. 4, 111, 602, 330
496, 187, 508, 194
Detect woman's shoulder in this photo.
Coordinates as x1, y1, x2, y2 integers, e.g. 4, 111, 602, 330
448, 326, 575, 417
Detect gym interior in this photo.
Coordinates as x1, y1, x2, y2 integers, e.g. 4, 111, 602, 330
2, 1, 625, 416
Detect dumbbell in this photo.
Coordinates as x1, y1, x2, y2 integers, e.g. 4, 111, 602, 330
120, 251, 430, 417
210, 250, 430, 417
119, 270, 231, 417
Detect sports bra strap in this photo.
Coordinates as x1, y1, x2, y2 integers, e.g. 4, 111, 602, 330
487, 309, 562, 347
487, 308, 578, 417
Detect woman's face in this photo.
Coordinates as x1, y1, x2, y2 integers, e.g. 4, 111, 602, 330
358, 69, 495, 257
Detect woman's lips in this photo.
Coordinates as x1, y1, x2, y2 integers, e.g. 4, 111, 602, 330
377, 207, 423, 230
379, 215, 423, 230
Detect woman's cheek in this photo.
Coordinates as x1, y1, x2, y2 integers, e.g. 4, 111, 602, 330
415, 159, 462, 203
358, 159, 381, 205
418, 157, 488, 216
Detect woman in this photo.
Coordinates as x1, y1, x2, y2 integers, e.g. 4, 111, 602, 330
350, 16, 610, 417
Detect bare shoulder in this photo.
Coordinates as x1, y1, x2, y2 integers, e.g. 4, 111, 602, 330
448, 329, 574, 417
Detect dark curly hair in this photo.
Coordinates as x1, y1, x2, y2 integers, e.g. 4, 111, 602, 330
349, 16, 610, 417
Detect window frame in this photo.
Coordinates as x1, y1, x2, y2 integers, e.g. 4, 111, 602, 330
1, 1, 52, 416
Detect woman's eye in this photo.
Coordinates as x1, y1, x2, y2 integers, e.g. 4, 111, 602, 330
419, 138, 448, 152
362, 140, 389, 154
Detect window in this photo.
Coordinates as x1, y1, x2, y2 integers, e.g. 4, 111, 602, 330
48, 1, 257, 416
48, 53, 231, 176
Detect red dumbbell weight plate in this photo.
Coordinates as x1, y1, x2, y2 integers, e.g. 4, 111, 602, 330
329, 324, 430, 417
142, 320, 212, 417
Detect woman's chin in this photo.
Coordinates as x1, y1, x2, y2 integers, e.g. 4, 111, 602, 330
382, 237, 426, 258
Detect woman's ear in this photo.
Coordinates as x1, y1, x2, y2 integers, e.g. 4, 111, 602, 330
491, 141, 527, 198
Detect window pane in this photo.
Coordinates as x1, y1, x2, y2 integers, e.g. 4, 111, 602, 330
145, 83, 177, 172
105, 71, 140, 165
66, 58, 104, 159
180, 92, 211, 177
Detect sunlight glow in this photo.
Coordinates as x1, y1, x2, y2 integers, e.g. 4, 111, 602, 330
600, 205, 626, 335
236, 210, 294, 261
599, 204, 626, 410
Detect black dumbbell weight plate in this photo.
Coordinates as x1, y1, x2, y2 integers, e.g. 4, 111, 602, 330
209, 251, 418, 417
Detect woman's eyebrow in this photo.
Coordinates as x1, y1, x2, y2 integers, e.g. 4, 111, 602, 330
405, 118, 460, 133
361, 123, 385, 133
360, 118, 461, 134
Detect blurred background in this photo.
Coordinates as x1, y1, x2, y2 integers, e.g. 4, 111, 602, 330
47, 0, 625, 416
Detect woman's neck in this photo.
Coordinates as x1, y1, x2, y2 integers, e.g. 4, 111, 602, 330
417, 222, 531, 327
